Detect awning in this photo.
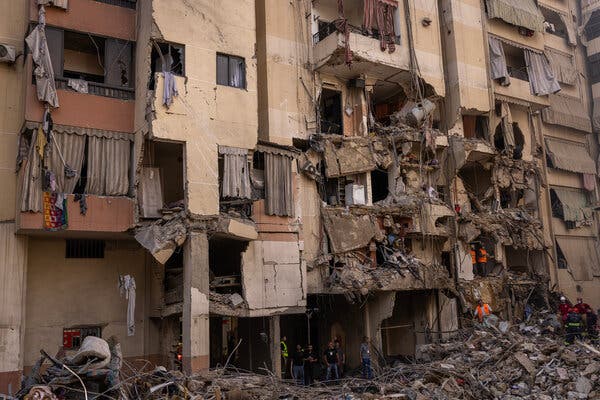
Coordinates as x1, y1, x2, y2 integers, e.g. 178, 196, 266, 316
551, 187, 592, 223
256, 141, 300, 158
24, 121, 134, 141
545, 138, 596, 174
556, 236, 600, 280
485, 0, 545, 32
524, 50, 561, 96
541, 94, 592, 133
545, 49, 577, 86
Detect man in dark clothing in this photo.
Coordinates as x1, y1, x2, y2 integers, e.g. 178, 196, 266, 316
565, 307, 583, 345
586, 310, 598, 343
291, 345, 305, 385
303, 344, 318, 385
323, 341, 339, 381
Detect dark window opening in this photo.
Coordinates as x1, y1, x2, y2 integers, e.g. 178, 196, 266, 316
504, 45, 529, 81
463, 115, 488, 139
556, 241, 568, 269
63, 30, 105, 83
94, 0, 137, 9
251, 151, 265, 200
63, 326, 102, 350
549, 188, 563, 219
371, 81, 408, 126
319, 88, 343, 134
441, 251, 452, 278
216, 53, 246, 89
320, 161, 347, 206
458, 163, 493, 210
585, 10, 600, 41
149, 41, 184, 90
209, 237, 249, 295
505, 247, 540, 274
164, 247, 184, 305
494, 121, 524, 159
541, 8, 568, 40
314, 20, 337, 44
65, 239, 105, 258
73, 137, 89, 194
371, 169, 389, 203
588, 53, 600, 85
500, 188, 524, 209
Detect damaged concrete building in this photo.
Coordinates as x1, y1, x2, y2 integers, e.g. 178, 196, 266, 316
1, 0, 600, 393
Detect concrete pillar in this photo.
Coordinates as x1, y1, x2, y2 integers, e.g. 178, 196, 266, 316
0, 223, 28, 394
182, 232, 210, 373
269, 315, 281, 378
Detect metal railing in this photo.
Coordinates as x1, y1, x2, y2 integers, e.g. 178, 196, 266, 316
55, 77, 135, 100
312, 21, 398, 45
507, 66, 529, 82
94, 0, 136, 9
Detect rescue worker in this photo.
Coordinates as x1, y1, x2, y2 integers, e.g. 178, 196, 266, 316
476, 245, 488, 276
280, 335, 288, 378
573, 298, 592, 315
558, 296, 570, 324
323, 341, 339, 381
565, 307, 583, 345
474, 299, 492, 323
291, 344, 305, 385
586, 309, 598, 343
470, 244, 477, 275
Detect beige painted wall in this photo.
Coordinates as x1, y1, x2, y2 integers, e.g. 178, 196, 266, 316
0, 1, 27, 222
145, 0, 258, 216
24, 238, 160, 367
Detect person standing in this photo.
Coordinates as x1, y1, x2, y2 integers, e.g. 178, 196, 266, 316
360, 336, 373, 379
476, 245, 488, 276
280, 335, 289, 378
334, 340, 345, 377
558, 296, 570, 324
474, 299, 492, 323
323, 341, 339, 381
303, 344, 318, 386
291, 344, 305, 385
565, 307, 583, 345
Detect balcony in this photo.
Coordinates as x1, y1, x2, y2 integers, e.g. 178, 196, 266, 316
29, 0, 136, 41
313, 28, 410, 81
494, 75, 550, 108
17, 195, 135, 236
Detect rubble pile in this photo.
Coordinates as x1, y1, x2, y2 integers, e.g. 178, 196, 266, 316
13, 312, 598, 400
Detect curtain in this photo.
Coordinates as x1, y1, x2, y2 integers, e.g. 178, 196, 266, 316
49, 131, 86, 193
545, 50, 577, 86
500, 102, 516, 148
485, 0, 544, 32
20, 130, 43, 212
524, 50, 561, 96
25, 20, 60, 107
264, 153, 294, 217
219, 146, 251, 199
229, 57, 244, 88
488, 37, 510, 86
559, 13, 577, 46
86, 137, 130, 196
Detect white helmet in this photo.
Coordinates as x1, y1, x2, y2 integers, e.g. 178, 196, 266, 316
560, 296, 566, 301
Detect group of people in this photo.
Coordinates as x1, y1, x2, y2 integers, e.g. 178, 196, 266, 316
281, 336, 374, 385
559, 296, 598, 344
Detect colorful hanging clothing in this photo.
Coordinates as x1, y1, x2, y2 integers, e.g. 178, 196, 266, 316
43, 191, 67, 231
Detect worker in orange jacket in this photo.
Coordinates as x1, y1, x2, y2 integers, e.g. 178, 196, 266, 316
476, 245, 488, 276
474, 299, 492, 323
470, 244, 477, 274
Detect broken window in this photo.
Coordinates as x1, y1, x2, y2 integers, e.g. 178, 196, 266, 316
541, 7, 576, 45
209, 237, 248, 295
65, 239, 105, 258
314, 19, 337, 44
140, 140, 185, 218
149, 41, 184, 90
319, 88, 343, 134
462, 115, 488, 139
164, 248, 183, 305
494, 120, 524, 159
216, 53, 246, 89
458, 162, 493, 210
42, 27, 135, 98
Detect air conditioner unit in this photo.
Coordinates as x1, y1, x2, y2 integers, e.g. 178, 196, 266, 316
0, 44, 16, 63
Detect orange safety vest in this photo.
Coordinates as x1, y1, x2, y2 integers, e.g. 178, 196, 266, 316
476, 304, 491, 320
470, 250, 476, 264
477, 248, 487, 263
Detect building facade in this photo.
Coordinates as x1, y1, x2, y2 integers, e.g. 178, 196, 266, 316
0, 0, 599, 393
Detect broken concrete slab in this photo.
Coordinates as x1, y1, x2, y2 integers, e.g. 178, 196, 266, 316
322, 137, 377, 178
321, 207, 382, 253
135, 211, 188, 264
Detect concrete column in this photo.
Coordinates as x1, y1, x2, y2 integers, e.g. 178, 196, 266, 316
269, 315, 281, 378
182, 232, 210, 373
0, 223, 28, 394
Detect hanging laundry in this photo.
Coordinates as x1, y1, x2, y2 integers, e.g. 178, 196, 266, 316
118, 275, 136, 336
163, 71, 178, 107
36, 127, 47, 159
43, 191, 67, 231
74, 193, 87, 215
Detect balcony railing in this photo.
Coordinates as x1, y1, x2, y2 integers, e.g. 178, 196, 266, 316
507, 66, 529, 82
94, 0, 136, 9
313, 21, 398, 45
55, 77, 135, 100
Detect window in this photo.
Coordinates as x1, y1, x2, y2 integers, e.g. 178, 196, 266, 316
94, 0, 136, 9
66, 239, 106, 258
462, 115, 488, 139
503, 44, 529, 81
216, 53, 246, 89
588, 54, 600, 85
42, 26, 135, 99
319, 88, 343, 134
151, 42, 184, 76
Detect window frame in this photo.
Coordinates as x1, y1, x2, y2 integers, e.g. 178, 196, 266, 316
216, 53, 246, 89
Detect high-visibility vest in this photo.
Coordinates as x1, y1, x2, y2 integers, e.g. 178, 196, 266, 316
477, 249, 487, 263
470, 250, 476, 264
476, 304, 491, 320
280, 341, 288, 358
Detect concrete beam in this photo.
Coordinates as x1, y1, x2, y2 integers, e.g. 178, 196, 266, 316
269, 315, 281, 378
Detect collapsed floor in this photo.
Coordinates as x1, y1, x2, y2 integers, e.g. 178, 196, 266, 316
13, 310, 599, 400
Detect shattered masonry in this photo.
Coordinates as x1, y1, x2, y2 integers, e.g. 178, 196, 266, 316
0, 0, 599, 396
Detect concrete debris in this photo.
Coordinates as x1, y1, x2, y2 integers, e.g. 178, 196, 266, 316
322, 137, 377, 178
14, 314, 599, 400
135, 211, 188, 264
322, 207, 383, 253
